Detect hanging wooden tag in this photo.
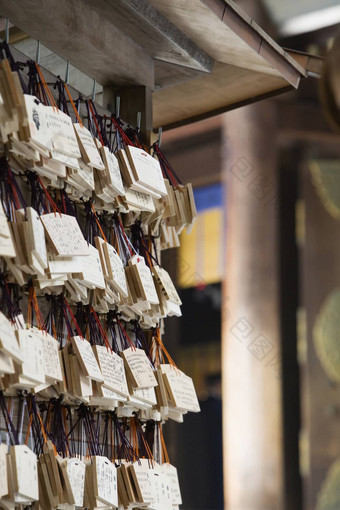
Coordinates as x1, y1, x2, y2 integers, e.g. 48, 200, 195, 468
130, 386, 157, 406
45, 441, 64, 504
124, 264, 142, 304
69, 352, 83, 396
92, 344, 129, 397
121, 347, 157, 389
45, 106, 81, 159
38, 455, 57, 508
10, 444, 39, 502
40, 213, 88, 257
0, 312, 23, 364
99, 146, 125, 196
0, 202, 12, 238
73, 243, 106, 290
38, 156, 67, 180
148, 464, 173, 510
117, 148, 140, 190
22, 95, 52, 152
101, 240, 128, 298
73, 123, 105, 170
71, 336, 104, 383
154, 368, 168, 409
25, 207, 48, 269
94, 236, 109, 278
9, 132, 39, 161
117, 464, 130, 508
94, 168, 112, 203
125, 146, 167, 197
15, 329, 46, 385
67, 277, 88, 300
0, 61, 21, 143
70, 353, 93, 399
0, 443, 8, 499
0, 204, 16, 259
152, 265, 182, 306
92, 456, 118, 508
66, 457, 86, 508
124, 188, 156, 213
15, 209, 45, 277
0, 232, 16, 259
0, 351, 15, 376
90, 381, 121, 407
119, 462, 137, 505
69, 159, 95, 191
161, 365, 200, 413
34, 330, 63, 383
49, 149, 78, 173
6, 450, 15, 502
129, 459, 155, 505
47, 250, 81, 276
161, 463, 182, 506
57, 456, 75, 505
128, 255, 159, 305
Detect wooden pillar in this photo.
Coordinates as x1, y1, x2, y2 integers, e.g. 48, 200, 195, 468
222, 99, 283, 509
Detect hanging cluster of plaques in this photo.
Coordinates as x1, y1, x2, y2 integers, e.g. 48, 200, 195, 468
0, 45, 199, 509
0, 395, 183, 509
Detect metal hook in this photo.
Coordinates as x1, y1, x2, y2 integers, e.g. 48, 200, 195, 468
115, 96, 120, 118
92, 79, 96, 101
158, 127, 163, 148
137, 111, 141, 131
36, 40, 41, 64
5, 18, 9, 44
65, 60, 70, 84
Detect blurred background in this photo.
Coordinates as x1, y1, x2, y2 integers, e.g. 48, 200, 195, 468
2, 0, 340, 508
160, 2, 340, 509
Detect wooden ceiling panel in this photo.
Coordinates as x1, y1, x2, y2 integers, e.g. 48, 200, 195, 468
0, 0, 321, 130
153, 62, 291, 129
149, 0, 306, 81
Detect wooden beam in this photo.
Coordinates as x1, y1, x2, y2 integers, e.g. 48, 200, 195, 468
102, 0, 214, 73
0, 0, 155, 89
286, 50, 324, 78
154, 60, 206, 90
149, 0, 305, 83
9, 46, 111, 120
220, 0, 306, 86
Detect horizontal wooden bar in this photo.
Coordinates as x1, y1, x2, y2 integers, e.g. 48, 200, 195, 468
0, 0, 155, 89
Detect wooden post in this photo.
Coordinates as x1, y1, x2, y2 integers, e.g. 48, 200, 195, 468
222, 99, 283, 509
103, 85, 153, 146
